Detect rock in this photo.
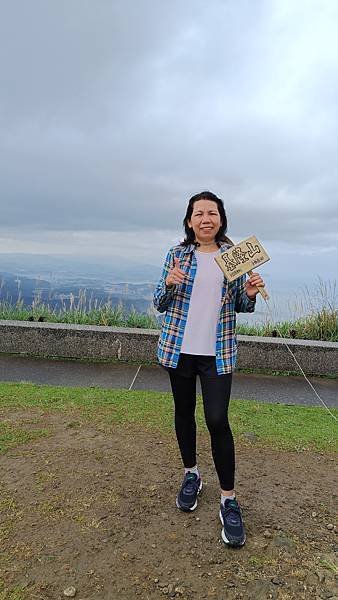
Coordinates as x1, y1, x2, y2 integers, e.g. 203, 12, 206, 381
264, 529, 272, 538
162, 587, 169, 595
315, 570, 326, 584
273, 533, 295, 552
175, 587, 185, 595
312, 512, 318, 518
244, 431, 257, 442
305, 572, 317, 586
63, 587, 76, 598
327, 524, 335, 530
271, 576, 284, 585
245, 580, 276, 599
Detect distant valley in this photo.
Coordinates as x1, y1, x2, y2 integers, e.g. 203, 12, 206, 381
0, 253, 161, 314
0, 252, 329, 324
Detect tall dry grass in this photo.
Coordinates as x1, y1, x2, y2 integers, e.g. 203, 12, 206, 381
0, 278, 336, 341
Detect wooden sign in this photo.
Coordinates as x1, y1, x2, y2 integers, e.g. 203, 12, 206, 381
215, 235, 270, 300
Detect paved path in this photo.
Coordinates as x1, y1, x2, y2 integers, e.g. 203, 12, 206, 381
0, 355, 337, 408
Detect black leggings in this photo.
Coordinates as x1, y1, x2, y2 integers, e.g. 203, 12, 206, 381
168, 354, 235, 491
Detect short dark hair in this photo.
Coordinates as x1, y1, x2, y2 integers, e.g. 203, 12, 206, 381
181, 191, 229, 247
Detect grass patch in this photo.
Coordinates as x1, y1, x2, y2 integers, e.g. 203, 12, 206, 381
0, 296, 159, 329
227, 399, 337, 452
237, 278, 338, 342
319, 558, 338, 575
0, 382, 336, 453
0, 581, 26, 600
0, 421, 49, 454
236, 307, 338, 342
235, 367, 337, 379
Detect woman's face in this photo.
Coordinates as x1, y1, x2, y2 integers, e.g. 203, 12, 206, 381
188, 199, 222, 244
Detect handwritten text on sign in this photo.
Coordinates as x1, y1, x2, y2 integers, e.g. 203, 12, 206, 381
214, 236, 270, 282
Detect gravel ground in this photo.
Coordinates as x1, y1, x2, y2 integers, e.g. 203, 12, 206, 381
0, 408, 337, 600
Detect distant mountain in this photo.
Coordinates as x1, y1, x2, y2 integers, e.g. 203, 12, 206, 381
0, 271, 52, 306
0, 253, 161, 284
0, 254, 160, 313
1, 252, 331, 323
0, 271, 156, 314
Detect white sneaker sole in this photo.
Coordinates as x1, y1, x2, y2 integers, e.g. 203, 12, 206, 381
176, 480, 203, 511
219, 508, 246, 546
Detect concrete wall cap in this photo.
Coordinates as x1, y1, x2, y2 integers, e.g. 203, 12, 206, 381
0, 319, 337, 348
237, 334, 338, 349
0, 319, 160, 336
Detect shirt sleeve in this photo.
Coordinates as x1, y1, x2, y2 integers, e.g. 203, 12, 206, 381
153, 248, 176, 313
235, 274, 256, 313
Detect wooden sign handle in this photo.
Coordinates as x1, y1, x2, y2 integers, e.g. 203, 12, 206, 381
248, 270, 269, 301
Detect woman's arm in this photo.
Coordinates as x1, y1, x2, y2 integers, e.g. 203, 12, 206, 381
234, 274, 256, 313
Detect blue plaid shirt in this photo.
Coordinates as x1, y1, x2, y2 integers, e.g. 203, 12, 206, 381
153, 243, 256, 374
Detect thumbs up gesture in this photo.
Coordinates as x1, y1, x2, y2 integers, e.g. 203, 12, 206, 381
166, 257, 186, 287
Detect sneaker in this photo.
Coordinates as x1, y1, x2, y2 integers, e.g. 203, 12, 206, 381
219, 498, 246, 547
176, 472, 202, 512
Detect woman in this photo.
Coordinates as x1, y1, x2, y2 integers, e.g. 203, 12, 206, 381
153, 191, 265, 547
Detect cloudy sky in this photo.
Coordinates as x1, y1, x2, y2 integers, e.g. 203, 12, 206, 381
1, 0, 337, 287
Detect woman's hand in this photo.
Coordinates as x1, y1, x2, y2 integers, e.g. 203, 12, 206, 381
245, 272, 265, 299
166, 257, 186, 288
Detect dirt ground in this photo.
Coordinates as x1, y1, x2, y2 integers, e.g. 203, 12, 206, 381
0, 408, 337, 600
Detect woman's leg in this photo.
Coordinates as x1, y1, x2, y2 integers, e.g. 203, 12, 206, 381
168, 370, 197, 468
199, 374, 234, 491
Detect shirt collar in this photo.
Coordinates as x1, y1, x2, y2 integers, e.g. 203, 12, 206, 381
182, 242, 231, 254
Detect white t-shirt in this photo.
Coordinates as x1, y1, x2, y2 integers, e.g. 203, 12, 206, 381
180, 250, 224, 356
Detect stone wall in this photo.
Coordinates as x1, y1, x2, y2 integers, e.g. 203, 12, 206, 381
0, 320, 337, 376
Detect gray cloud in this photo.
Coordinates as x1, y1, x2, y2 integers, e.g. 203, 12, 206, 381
0, 0, 337, 267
